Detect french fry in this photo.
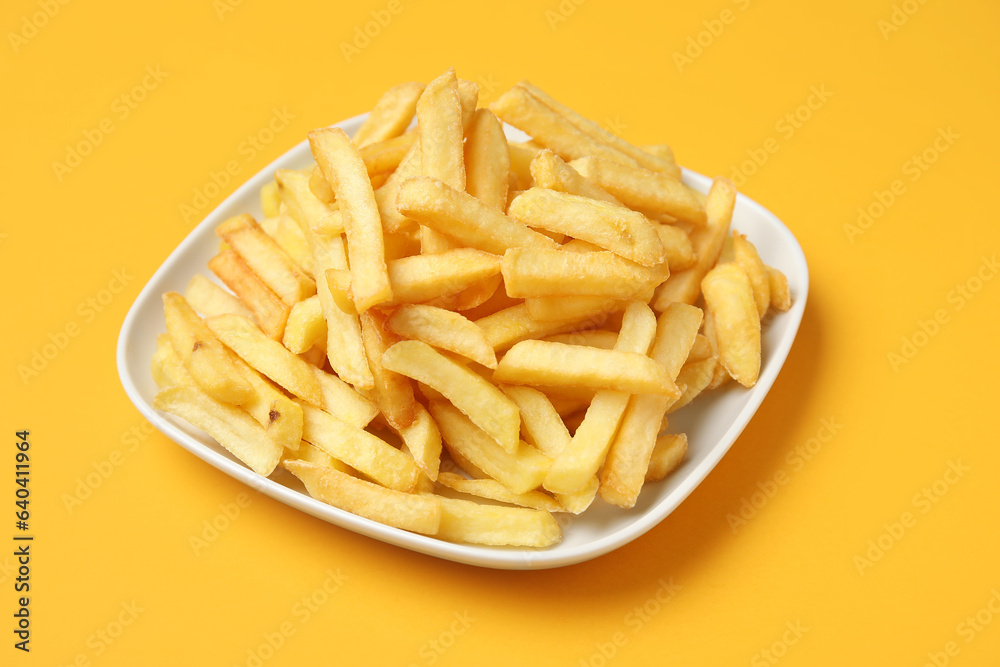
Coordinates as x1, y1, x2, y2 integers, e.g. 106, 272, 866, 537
543, 329, 618, 350
702, 308, 731, 390
206, 314, 323, 406
653, 177, 736, 308
701, 262, 761, 387
733, 233, 770, 317
311, 366, 379, 428
464, 108, 510, 211
517, 81, 681, 178
600, 303, 703, 508
274, 169, 343, 236
507, 142, 540, 190
501, 247, 669, 299
687, 333, 713, 363
299, 403, 420, 492
382, 340, 520, 453
500, 385, 572, 458
208, 250, 290, 340
508, 188, 666, 267
283, 460, 440, 535
359, 131, 417, 175
270, 213, 316, 277
282, 440, 352, 472
309, 127, 392, 311
570, 156, 705, 225
184, 274, 253, 320
428, 401, 549, 494
309, 165, 335, 204
475, 303, 603, 353
417, 69, 466, 254
352, 81, 424, 147
436, 472, 562, 512
494, 339, 679, 397
556, 476, 599, 514
529, 148, 620, 205
385, 304, 497, 368
216, 214, 316, 306
423, 273, 502, 312
457, 79, 479, 129
666, 356, 717, 414
396, 176, 558, 255
490, 86, 636, 165
151, 333, 194, 388
360, 308, 417, 430
154, 385, 282, 476
390, 402, 442, 481
543, 301, 657, 495
282, 295, 326, 354
645, 433, 687, 483
524, 295, 627, 322
767, 266, 791, 312
655, 223, 696, 271
260, 180, 281, 217
434, 496, 560, 547
162, 292, 252, 405
386, 248, 502, 304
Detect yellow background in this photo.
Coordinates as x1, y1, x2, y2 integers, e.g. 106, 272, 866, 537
4, 0, 999, 664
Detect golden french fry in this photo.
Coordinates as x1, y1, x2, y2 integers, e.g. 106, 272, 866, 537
311, 366, 379, 428
386, 248, 501, 304
600, 303, 702, 508
423, 273, 502, 312
216, 214, 316, 306
733, 233, 770, 317
360, 308, 417, 430
436, 472, 563, 512
274, 169, 343, 236
687, 333, 713, 363
500, 385, 572, 458
382, 340, 520, 453
701, 262, 761, 387
767, 265, 791, 312
184, 274, 253, 320
390, 402, 442, 481
529, 148, 620, 204
495, 339, 679, 397
489, 86, 636, 165
282, 440, 352, 472
653, 177, 736, 308
570, 156, 705, 225
645, 433, 687, 483
206, 314, 323, 406
556, 476, 599, 514
507, 142, 540, 190
543, 301, 657, 495
358, 131, 417, 175
208, 250, 290, 340
517, 81, 681, 178
309, 127, 392, 312
260, 180, 281, 217
524, 295, 627, 322
501, 247, 669, 299
299, 403, 420, 492
282, 295, 326, 354
508, 188, 665, 267
434, 495, 560, 547
396, 176, 558, 255
457, 79, 479, 129
151, 333, 193, 388
429, 401, 550, 495
464, 108, 510, 211
154, 385, 281, 476
543, 329, 618, 350
269, 213, 316, 277
352, 81, 425, 148
309, 165, 335, 204
162, 292, 252, 405
667, 356, 717, 414
702, 308, 731, 390
655, 224, 696, 271
475, 303, 604, 353
417, 69, 466, 254
386, 304, 497, 368
283, 459, 440, 535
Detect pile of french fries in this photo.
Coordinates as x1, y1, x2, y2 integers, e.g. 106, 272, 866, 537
151, 69, 791, 548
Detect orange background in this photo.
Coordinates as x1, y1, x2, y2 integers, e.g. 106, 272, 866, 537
3, 0, 999, 664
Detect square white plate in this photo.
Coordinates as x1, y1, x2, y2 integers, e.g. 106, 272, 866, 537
117, 113, 808, 570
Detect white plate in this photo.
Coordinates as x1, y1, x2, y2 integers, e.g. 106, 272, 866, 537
117, 113, 808, 570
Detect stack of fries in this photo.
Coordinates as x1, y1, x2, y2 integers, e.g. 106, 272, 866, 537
151, 69, 791, 548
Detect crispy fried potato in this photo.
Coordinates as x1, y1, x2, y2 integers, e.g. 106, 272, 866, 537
434, 495, 561, 547
767, 266, 791, 312
352, 81, 424, 148
529, 148, 620, 204
282, 295, 326, 354
274, 169, 342, 236
216, 214, 316, 305
385, 304, 497, 368
501, 247, 669, 299
151, 333, 193, 388
390, 402, 442, 481
701, 262, 761, 387
507, 142, 540, 190
655, 224, 695, 271
184, 274, 254, 320
475, 303, 603, 353
386, 248, 501, 304
464, 108, 510, 211
543, 329, 618, 350
645, 433, 687, 483
667, 356, 717, 414
500, 385, 572, 458
260, 180, 281, 217
436, 472, 562, 512
311, 366, 379, 428
360, 308, 417, 430
208, 250, 290, 340
733, 233, 770, 317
